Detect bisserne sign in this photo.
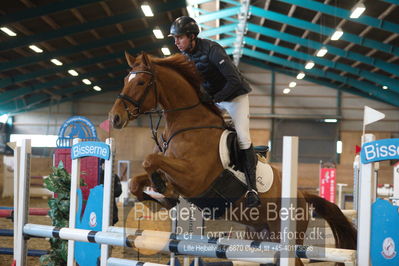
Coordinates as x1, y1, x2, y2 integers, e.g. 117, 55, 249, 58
71, 141, 110, 160
361, 138, 399, 164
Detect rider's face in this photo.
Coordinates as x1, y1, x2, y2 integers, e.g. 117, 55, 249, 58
173, 35, 191, 52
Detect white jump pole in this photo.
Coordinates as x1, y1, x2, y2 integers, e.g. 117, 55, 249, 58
281, 136, 298, 266
67, 138, 81, 266
15, 139, 31, 266
101, 138, 115, 266
23, 223, 276, 264
107, 226, 355, 264
13, 144, 20, 262
357, 133, 375, 266
353, 154, 360, 216
336, 183, 347, 209
107, 258, 167, 266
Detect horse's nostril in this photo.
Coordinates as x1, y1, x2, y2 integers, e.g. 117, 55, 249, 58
113, 114, 120, 125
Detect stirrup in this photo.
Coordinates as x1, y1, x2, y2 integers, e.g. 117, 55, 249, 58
244, 189, 261, 208
244, 189, 258, 198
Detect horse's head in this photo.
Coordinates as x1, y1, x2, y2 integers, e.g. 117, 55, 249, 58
109, 52, 158, 129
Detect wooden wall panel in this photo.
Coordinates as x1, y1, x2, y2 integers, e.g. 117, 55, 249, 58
251, 129, 270, 146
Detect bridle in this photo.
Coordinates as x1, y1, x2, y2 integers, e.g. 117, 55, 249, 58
117, 69, 224, 153
117, 70, 157, 120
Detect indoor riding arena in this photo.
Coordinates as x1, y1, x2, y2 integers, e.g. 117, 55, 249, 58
1, 0, 399, 265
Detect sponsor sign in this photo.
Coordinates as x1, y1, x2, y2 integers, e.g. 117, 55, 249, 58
319, 167, 336, 203
361, 138, 399, 164
71, 141, 110, 160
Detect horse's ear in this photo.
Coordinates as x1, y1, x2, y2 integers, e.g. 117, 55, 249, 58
141, 53, 152, 70
125, 51, 136, 68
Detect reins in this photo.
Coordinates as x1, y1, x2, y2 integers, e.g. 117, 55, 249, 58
118, 70, 224, 153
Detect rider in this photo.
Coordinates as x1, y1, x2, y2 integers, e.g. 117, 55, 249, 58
169, 16, 261, 208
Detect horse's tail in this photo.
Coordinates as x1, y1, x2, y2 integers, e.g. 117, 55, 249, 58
303, 192, 357, 250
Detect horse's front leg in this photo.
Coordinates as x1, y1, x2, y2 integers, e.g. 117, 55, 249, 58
143, 153, 193, 195
130, 173, 151, 201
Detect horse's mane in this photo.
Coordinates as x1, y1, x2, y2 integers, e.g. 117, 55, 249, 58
149, 53, 223, 118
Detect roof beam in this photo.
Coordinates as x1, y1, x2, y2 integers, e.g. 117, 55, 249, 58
0, 0, 102, 25
243, 36, 399, 93
324, 4, 397, 78
246, 23, 399, 77
240, 57, 383, 104
199, 23, 237, 38
269, 2, 296, 57
216, 37, 236, 47
195, 6, 240, 23
0, 76, 122, 113
380, 0, 398, 4
250, 0, 271, 51
286, 0, 330, 62
0, 64, 126, 104
0, 0, 185, 51
0, 28, 153, 72
0, 39, 170, 88
240, 48, 399, 107
2, 89, 113, 116
250, 5, 399, 57
277, 0, 399, 35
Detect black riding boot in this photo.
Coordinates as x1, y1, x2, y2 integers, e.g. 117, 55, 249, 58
242, 145, 261, 208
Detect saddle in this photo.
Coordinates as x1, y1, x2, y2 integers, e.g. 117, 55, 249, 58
187, 130, 273, 219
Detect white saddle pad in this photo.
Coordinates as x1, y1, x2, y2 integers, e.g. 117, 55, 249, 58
219, 130, 273, 193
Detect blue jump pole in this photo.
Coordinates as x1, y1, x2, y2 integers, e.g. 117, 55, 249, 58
0, 228, 13, 236
0, 247, 48, 257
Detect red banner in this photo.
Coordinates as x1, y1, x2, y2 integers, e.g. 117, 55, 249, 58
319, 167, 336, 203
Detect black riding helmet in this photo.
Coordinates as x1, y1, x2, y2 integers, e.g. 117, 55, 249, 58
169, 16, 200, 37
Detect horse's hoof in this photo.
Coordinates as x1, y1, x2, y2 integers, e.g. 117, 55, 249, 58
151, 172, 166, 194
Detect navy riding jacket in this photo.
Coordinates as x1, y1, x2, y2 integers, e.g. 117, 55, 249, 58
184, 38, 251, 102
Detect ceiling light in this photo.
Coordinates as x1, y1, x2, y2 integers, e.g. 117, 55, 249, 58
305, 61, 315, 70
82, 79, 92, 85
382, 85, 388, 90
68, 69, 79, 76
331, 28, 343, 41
141, 3, 154, 17
50, 59, 63, 66
93, 86, 102, 91
316, 47, 328, 57
289, 81, 296, 88
29, 45, 43, 53
324, 119, 337, 123
296, 72, 305, 80
350, 2, 366, 19
153, 27, 164, 39
161, 47, 171, 56
283, 88, 291, 94
1, 27, 17, 36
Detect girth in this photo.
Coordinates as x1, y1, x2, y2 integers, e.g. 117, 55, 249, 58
187, 169, 247, 219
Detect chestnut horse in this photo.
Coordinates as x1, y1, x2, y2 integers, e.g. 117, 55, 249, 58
109, 52, 356, 265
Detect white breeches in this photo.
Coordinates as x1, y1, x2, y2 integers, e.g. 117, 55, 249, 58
216, 94, 252, 149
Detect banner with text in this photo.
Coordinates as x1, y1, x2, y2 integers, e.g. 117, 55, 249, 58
319, 167, 336, 203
